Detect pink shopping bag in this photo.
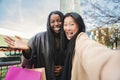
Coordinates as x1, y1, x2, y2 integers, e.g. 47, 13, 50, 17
5, 66, 42, 80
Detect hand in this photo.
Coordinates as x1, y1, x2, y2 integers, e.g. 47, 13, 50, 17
4, 35, 29, 50
54, 66, 63, 76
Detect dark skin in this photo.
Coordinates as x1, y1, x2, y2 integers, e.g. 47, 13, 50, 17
50, 14, 63, 76
4, 14, 63, 76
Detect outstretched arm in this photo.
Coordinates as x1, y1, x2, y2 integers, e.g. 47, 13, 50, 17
101, 52, 120, 80
4, 35, 30, 50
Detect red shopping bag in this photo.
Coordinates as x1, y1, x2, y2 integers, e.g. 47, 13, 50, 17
5, 66, 42, 80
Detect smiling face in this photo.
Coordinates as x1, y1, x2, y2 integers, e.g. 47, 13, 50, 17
50, 14, 62, 34
64, 16, 79, 40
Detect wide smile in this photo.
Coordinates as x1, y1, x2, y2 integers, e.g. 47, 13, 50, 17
54, 27, 60, 31
66, 32, 74, 40
53, 27, 61, 33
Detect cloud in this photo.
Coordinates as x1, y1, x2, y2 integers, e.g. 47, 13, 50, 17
0, 0, 60, 38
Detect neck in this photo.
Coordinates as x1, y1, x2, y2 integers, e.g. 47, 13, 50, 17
54, 33, 60, 39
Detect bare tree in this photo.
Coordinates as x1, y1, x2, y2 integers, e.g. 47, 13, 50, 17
80, 0, 120, 30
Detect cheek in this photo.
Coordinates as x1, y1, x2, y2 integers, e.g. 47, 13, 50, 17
74, 28, 79, 33
59, 23, 62, 26
74, 25, 79, 32
50, 23, 54, 28
63, 26, 65, 31
63, 27, 67, 32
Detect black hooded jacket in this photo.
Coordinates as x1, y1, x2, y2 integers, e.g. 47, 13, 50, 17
22, 11, 67, 80
23, 31, 54, 80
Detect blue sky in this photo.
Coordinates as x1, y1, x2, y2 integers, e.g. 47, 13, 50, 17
0, 0, 120, 38
0, 0, 60, 38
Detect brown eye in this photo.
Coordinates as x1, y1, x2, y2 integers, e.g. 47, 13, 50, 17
71, 24, 74, 25
57, 20, 61, 22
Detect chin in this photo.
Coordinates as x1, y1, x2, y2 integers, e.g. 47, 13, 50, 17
55, 31, 60, 34
67, 37, 71, 40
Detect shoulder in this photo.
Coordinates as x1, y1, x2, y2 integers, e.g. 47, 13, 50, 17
75, 32, 90, 46
29, 31, 47, 42
32, 31, 47, 39
35, 31, 47, 37
76, 32, 89, 41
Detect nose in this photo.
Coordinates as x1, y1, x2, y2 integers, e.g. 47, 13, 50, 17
64, 26, 71, 31
54, 21, 59, 26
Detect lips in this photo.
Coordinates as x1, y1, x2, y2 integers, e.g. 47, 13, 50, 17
66, 32, 74, 40
53, 27, 61, 33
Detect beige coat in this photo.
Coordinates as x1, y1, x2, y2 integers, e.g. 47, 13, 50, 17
71, 32, 120, 80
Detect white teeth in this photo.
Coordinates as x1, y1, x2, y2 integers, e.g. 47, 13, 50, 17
54, 27, 60, 30
67, 32, 73, 36
66, 32, 73, 39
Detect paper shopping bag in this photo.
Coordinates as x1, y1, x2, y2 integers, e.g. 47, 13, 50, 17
33, 68, 46, 80
5, 66, 42, 80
